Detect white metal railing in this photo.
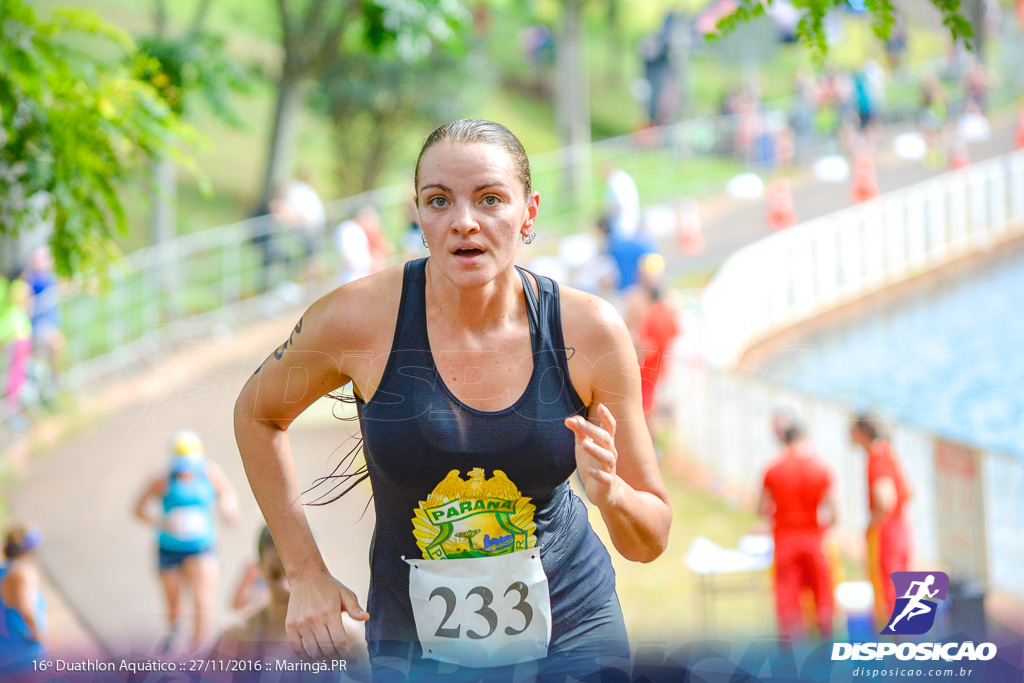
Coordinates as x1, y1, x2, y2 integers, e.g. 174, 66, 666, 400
702, 151, 1024, 367
40, 44, 1024, 392
666, 355, 1023, 598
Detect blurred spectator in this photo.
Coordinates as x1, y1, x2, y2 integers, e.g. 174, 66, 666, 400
213, 525, 369, 675
335, 207, 390, 285
854, 60, 885, 137
639, 10, 683, 126
0, 278, 33, 429
759, 413, 836, 640
215, 526, 293, 661
520, 24, 554, 66
335, 214, 373, 285
269, 172, 326, 282
770, 0, 800, 43
623, 254, 680, 438
401, 198, 428, 262
0, 523, 48, 675
850, 414, 913, 630
885, 13, 908, 70
790, 71, 817, 157
964, 59, 991, 112
602, 165, 641, 238
23, 247, 64, 378
602, 218, 657, 294
357, 207, 392, 274
920, 74, 949, 168
230, 558, 269, 614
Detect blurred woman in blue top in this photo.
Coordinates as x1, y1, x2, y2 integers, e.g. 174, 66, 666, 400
0, 523, 47, 674
134, 430, 240, 653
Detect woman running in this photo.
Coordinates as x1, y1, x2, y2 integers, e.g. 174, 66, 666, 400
234, 119, 672, 679
134, 429, 240, 653
0, 523, 48, 675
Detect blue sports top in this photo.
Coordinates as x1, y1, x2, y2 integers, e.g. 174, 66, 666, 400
355, 257, 616, 648
158, 466, 217, 553
0, 566, 46, 670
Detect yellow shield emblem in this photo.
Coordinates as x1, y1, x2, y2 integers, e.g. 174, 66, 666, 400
412, 468, 537, 560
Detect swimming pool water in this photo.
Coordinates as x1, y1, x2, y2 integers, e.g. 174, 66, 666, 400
759, 244, 1024, 458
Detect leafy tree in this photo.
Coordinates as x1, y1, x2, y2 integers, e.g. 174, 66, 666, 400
258, 0, 469, 211
714, 0, 974, 58
132, 0, 252, 244
0, 0, 194, 276
311, 37, 471, 196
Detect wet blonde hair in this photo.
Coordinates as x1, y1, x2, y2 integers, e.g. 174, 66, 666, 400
415, 119, 532, 199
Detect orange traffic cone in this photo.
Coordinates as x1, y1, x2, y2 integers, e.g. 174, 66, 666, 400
1015, 103, 1024, 149
676, 201, 705, 254
766, 179, 798, 231
949, 138, 970, 170
851, 150, 880, 204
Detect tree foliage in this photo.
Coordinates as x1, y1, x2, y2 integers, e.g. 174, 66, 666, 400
133, 32, 252, 126
0, 0, 194, 276
310, 4, 471, 195
713, 0, 974, 58
258, 0, 470, 206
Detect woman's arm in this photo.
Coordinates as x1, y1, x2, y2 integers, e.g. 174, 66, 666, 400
233, 287, 373, 659
133, 478, 166, 527
3, 569, 44, 643
231, 562, 265, 611
563, 292, 672, 563
206, 461, 241, 525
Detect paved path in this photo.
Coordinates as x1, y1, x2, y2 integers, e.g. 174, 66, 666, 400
10, 317, 376, 655
8, 114, 1017, 655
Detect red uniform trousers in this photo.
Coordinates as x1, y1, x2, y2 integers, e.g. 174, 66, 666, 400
867, 518, 911, 629
773, 532, 834, 639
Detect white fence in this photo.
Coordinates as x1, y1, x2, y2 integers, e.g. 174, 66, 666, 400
702, 152, 1024, 367
684, 149, 1024, 598
668, 356, 1024, 597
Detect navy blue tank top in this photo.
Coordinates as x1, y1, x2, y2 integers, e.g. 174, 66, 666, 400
355, 258, 616, 647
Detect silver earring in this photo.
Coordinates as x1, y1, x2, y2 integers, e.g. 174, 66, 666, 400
421, 233, 429, 248
522, 230, 536, 245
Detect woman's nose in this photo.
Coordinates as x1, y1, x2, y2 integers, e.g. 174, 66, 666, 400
450, 201, 480, 234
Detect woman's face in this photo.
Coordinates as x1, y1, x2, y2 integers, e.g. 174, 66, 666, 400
416, 141, 539, 288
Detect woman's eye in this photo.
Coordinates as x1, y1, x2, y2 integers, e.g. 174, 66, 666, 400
482, 195, 500, 206
428, 196, 447, 208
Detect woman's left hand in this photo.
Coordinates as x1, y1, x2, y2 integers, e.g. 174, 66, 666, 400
565, 403, 620, 509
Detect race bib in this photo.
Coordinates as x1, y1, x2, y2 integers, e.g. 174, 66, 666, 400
165, 506, 211, 541
407, 548, 551, 668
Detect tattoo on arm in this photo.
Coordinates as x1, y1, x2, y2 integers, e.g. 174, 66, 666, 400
253, 316, 304, 375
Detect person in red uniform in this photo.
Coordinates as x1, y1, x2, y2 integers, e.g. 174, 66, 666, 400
850, 414, 912, 630
759, 412, 836, 639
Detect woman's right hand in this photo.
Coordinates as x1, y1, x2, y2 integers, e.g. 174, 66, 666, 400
286, 566, 369, 659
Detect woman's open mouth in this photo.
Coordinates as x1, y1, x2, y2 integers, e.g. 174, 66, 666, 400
452, 247, 485, 262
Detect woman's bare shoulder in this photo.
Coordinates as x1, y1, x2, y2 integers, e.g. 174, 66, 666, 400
311, 264, 406, 351
558, 284, 631, 354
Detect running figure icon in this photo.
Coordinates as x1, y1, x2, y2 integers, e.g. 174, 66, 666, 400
887, 574, 939, 630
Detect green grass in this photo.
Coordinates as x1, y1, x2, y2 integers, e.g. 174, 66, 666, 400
588, 461, 773, 640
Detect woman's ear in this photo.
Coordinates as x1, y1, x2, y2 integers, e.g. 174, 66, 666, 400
521, 191, 540, 236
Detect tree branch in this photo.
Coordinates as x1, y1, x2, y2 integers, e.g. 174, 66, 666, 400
276, 0, 295, 56
303, 0, 330, 38
186, 0, 214, 39
310, 0, 359, 75
152, 0, 168, 37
